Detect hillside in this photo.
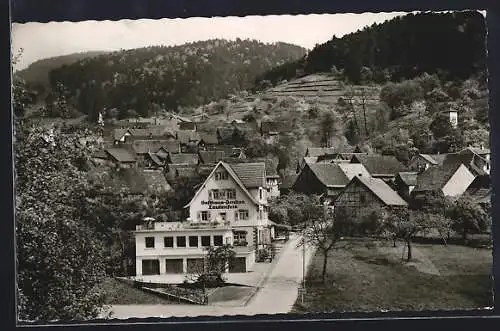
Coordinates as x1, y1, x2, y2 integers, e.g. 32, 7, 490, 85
256, 11, 486, 86
15, 51, 108, 99
47, 39, 307, 120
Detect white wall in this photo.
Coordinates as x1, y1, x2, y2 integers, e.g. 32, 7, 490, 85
188, 165, 268, 227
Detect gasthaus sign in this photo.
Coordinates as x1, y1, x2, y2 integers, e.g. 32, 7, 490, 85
201, 200, 246, 210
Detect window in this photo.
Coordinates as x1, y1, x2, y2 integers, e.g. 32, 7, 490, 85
201, 236, 211, 247
164, 237, 174, 248
189, 236, 199, 247
227, 189, 236, 199
238, 209, 249, 220
145, 237, 155, 248
219, 212, 227, 221
201, 211, 209, 221
233, 232, 247, 242
225, 237, 231, 245
211, 189, 226, 200
176, 236, 186, 247
259, 188, 263, 200
215, 171, 228, 180
214, 235, 223, 246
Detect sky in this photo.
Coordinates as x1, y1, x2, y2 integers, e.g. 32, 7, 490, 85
12, 12, 413, 71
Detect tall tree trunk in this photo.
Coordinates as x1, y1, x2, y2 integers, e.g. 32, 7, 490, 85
362, 95, 368, 136
322, 251, 328, 284
406, 239, 412, 261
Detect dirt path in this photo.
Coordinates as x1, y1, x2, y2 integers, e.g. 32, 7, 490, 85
106, 234, 316, 319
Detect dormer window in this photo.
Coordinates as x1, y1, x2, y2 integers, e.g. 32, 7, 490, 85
215, 171, 228, 180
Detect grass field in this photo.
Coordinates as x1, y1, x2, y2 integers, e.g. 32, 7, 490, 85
292, 238, 493, 313
101, 278, 177, 305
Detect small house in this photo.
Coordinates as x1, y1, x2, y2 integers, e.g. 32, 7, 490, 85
350, 154, 408, 181
334, 175, 408, 221
394, 171, 418, 201
412, 162, 476, 200
105, 148, 137, 169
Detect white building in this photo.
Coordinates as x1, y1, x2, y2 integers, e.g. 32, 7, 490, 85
133, 161, 275, 276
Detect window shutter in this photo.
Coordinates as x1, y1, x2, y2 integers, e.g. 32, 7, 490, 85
197, 211, 201, 221
234, 210, 239, 221
208, 190, 212, 200
207, 211, 212, 220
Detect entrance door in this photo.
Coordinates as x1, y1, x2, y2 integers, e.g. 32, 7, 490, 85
165, 259, 184, 274
142, 259, 160, 275
229, 257, 247, 273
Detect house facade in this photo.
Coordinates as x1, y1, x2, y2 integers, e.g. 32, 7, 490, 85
334, 175, 408, 221
134, 161, 273, 276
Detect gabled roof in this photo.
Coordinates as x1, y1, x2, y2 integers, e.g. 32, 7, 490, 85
105, 148, 136, 163
443, 153, 488, 176
413, 163, 465, 193
176, 131, 200, 144
306, 163, 350, 187
158, 140, 181, 154
351, 154, 407, 176
184, 161, 259, 208
113, 129, 132, 141
337, 163, 371, 180
306, 147, 338, 157
227, 162, 266, 188
131, 140, 172, 154
169, 164, 200, 179
396, 171, 419, 186
199, 150, 226, 164
460, 146, 490, 156
348, 175, 408, 206
198, 132, 219, 145
141, 170, 173, 193
418, 154, 439, 165
302, 156, 318, 165
215, 145, 244, 157
169, 153, 199, 165
147, 153, 165, 166
92, 149, 109, 159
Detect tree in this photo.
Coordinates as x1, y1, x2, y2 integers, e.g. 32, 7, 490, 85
445, 194, 490, 242
380, 80, 424, 119
300, 201, 348, 284
319, 112, 337, 147
430, 113, 454, 139
185, 245, 236, 302
382, 208, 450, 261
15, 124, 108, 321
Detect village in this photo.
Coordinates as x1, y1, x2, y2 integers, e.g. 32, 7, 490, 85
60, 102, 491, 317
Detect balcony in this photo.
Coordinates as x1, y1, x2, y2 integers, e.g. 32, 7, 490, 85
135, 220, 231, 232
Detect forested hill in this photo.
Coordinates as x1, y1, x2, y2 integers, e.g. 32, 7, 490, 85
15, 51, 109, 99
256, 11, 486, 87
47, 39, 307, 120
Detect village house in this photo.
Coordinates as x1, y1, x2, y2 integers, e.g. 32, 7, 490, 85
176, 131, 201, 152
411, 162, 476, 200
292, 162, 371, 205
167, 153, 200, 166
350, 154, 408, 182
197, 132, 219, 150
442, 151, 490, 176
408, 153, 447, 173
304, 147, 338, 158
133, 161, 275, 276
198, 150, 226, 165
393, 171, 419, 201
464, 175, 491, 207
105, 148, 137, 169
260, 119, 280, 143
334, 174, 408, 221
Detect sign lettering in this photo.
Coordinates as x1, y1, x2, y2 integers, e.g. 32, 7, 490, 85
201, 199, 246, 210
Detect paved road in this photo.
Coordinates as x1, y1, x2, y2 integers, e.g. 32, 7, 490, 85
107, 234, 315, 319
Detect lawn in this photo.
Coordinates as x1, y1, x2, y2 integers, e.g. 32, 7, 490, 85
100, 278, 177, 305
292, 238, 493, 313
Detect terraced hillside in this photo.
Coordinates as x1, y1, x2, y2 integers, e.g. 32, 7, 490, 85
263, 74, 381, 107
